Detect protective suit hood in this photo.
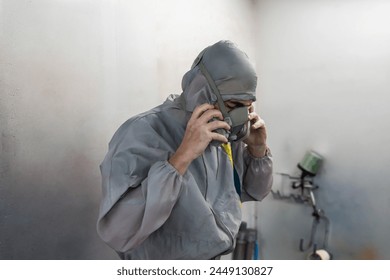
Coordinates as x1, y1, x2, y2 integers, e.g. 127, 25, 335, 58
181, 40, 257, 112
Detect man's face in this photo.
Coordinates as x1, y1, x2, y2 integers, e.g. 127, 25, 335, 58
218, 99, 253, 141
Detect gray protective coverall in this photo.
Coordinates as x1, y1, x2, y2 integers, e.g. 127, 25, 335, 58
97, 41, 273, 259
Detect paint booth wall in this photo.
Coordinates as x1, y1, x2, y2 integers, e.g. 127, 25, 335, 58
250, 0, 390, 259
3, 0, 389, 261
0, 0, 256, 259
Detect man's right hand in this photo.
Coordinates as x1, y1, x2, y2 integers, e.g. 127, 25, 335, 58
168, 103, 231, 175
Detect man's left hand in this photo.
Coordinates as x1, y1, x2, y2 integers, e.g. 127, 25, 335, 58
243, 105, 268, 157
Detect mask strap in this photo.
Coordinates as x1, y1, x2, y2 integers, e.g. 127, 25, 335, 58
197, 61, 232, 125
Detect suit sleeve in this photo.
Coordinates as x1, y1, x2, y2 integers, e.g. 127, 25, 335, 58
97, 158, 188, 253
240, 147, 273, 202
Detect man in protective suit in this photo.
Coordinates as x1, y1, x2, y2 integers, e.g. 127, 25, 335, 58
97, 40, 273, 259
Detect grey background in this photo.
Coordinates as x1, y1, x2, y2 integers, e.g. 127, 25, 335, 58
1, 0, 389, 259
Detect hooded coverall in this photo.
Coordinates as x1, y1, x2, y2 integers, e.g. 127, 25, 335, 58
97, 40, 273, 259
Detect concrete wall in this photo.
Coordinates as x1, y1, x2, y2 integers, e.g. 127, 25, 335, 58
0, 0, 256, 259
251, 0, 390, 259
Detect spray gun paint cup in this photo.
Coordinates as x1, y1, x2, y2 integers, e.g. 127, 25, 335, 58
298, 150, 323, 177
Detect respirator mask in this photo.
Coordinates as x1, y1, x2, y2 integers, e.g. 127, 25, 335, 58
193, 55, 251, 144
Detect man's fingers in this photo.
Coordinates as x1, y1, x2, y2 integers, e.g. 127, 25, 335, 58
248, 112, 259, 122
248, 104, 254, 114
247, 111, 266, 129
198, 108, 224, 123
210, 132, 229, 144
252, 118, 266, 129
191, 103, 215, 121
207, 120, 231, 132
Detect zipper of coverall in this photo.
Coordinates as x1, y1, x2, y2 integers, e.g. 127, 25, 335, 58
201, 154, 208, 199
209, 207, 235, 251
201, 154, 235, 250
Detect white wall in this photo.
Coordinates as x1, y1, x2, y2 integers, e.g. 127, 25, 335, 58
0, 0, 256, 259
252, 0, 390, 259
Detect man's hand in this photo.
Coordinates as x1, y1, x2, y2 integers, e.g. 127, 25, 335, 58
244, 105, 268, 158
169, 103, 230, 175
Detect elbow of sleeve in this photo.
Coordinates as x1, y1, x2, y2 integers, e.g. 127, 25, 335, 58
96, 216, 139, 253
96, 218, 122, 252
243, 174, 273, 202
